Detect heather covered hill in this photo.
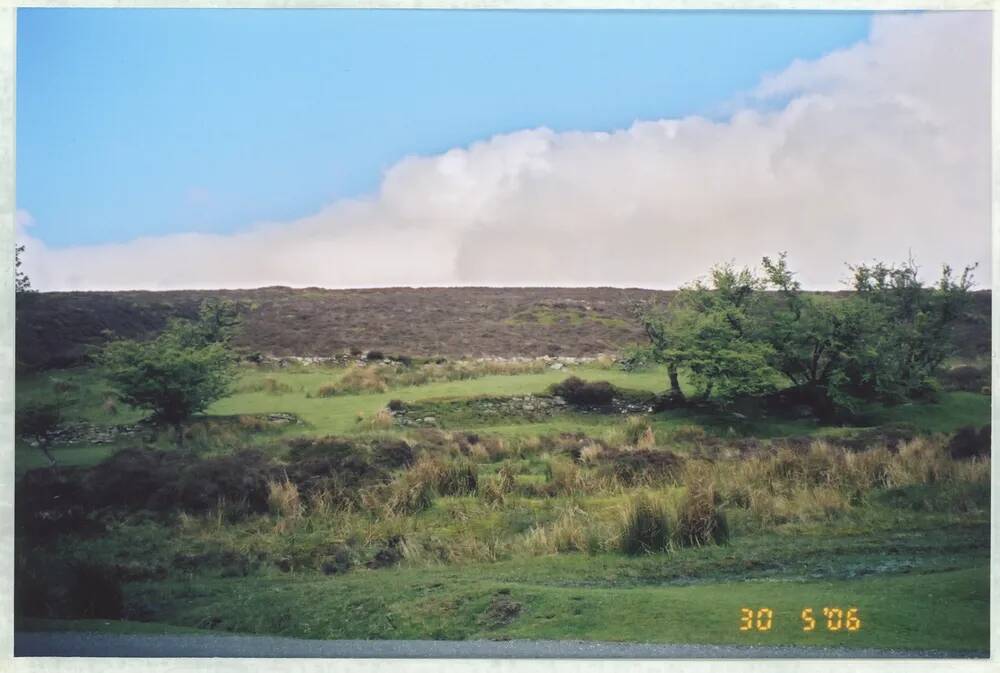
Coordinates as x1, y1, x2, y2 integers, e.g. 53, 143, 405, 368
15, 286, 991, 371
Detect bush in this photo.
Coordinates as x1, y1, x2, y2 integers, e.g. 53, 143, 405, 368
603, 448, 684, 487
619, 495, 671, 555
16, 467, 97, 540
549, 376, 616, 406
938, 365, 990, 392
176, 450, 277, 516
387, 399, 406, 412
321, 546, 354, 575
948, 425, 991, 460
285, 438, 388, 499
373, 438, 415, 469
83, 447, 193, 511
366, 350, 385, 361
16, 557, 123, 619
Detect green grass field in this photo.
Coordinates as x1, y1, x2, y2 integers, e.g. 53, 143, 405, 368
14, 360, 992, 653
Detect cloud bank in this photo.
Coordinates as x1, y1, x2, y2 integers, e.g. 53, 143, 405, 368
19, 12, 991, 291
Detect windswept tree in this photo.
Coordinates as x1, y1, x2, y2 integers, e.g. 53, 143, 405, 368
634, 263, 778, 404
757, 254, 975, 414
635, 253, 976, 416
96, 300, 241, 445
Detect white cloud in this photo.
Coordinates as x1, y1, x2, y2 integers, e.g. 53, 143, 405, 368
19, 12, 991, 291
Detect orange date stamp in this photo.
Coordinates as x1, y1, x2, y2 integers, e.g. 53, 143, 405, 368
739, 607, 861, 632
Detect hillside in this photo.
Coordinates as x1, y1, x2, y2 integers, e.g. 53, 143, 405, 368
15, 286, 991, 371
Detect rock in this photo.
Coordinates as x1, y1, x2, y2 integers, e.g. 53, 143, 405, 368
420, 417, 437, 425
550, 362, 564, 370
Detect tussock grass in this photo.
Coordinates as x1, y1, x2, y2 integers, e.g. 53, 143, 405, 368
619, 494, 672, 555
674, 468, 729, 547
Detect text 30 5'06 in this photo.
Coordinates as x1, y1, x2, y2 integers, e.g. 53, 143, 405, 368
739, 608, 861, 632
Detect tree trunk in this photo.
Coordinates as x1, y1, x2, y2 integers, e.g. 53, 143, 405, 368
668, 364, 685, 401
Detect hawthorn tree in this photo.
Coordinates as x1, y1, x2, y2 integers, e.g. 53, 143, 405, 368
96, 301, 241, 445
636, 253, 975, 416
634, 263, 777, 404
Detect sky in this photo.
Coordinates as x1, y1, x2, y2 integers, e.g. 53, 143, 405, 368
15, 9, 991, 291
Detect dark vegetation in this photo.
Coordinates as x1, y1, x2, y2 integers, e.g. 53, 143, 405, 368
15, 286, 990, 372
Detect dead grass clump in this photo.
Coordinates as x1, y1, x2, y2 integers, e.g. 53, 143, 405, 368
353, 410, 393, 431
674, 476, 729, 547
101, 397, 118, 416
525, 507, 602, 555
267, 478, 303, 519
316, 384, 338, 398
843, 447, 894, 490
407, 455, 478, 497
544, 457, 584, 495
618, 494, 671, 555
791, 486, 850, 520
385, 475, 436, 515
888, 436, 952, 486
579, 442, 605, 465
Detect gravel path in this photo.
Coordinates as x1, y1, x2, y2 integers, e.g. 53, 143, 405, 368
14, 632, 987, 659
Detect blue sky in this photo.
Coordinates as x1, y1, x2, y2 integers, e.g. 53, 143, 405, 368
17, 9, 875, 248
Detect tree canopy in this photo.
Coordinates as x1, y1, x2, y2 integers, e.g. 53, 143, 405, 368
636, 254, 975, 416
95, 300, 242, 435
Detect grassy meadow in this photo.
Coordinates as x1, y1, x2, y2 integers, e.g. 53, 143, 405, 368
14, 355, 992, 653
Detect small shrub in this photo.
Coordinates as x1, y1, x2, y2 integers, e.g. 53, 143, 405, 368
549, 376, 616, 406
938, 365, 990, 392
387, 399, 405, 412
619, 495, 671, 555
366, 350, 385, 361
373, 438, 414, 468
16, 558, 123, 619
101, 397, 118, 416
948, 425, 991, 460
602, 448, 684, 487
316, 384, 338, 398
320, 546, 354, 575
